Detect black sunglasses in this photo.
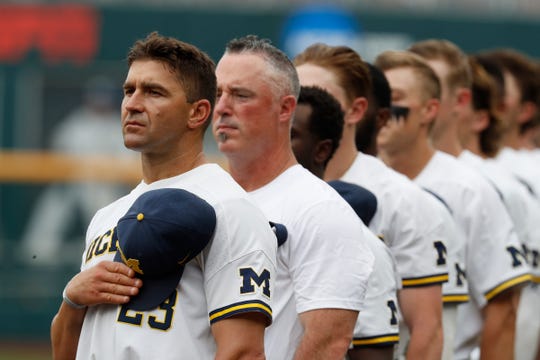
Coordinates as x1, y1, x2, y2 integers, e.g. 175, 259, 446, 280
390, 105, 410, 120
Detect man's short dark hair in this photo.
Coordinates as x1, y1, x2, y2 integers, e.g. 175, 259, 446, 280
127, 32, 217, 122
366, 62, 391, 109
356, 62, 391, 154
298, 86, 344, 163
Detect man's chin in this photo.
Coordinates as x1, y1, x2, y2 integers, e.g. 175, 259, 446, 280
216, 140, 241, 157
123, 140, 144, 152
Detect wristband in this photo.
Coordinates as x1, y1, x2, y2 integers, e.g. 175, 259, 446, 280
62, 287, 87, 309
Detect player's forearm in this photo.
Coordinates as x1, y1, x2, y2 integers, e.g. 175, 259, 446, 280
293, 332, 352, 360
405, 323, 443, 360
480, 326, 514, 360
212, 313, 267, 360
480, 289, 519, 360
51, 303, 87, 360
399, 286, 443, 360
348, 346, 394, 360
294, 309, 357, 360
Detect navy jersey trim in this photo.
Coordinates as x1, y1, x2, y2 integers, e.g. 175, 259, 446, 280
402, 272, 449, 287
209, 300, 272, 325
351, 333, 400, 348
484, 273, 532, 301
442, 293, 469, 304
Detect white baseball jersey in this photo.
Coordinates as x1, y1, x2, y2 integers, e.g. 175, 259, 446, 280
421, 189, 469, 304
531, 148, 540, 164
497, 147, 540, 200
415, 151, 531, 359
460, 150, 540, 360
76, 164, 277, 360
461, 151, 540, 279
341, 153, 450, 288
351, 236, 400, 349
328, 181, 400, 348
422, 189, 469, 360
515, 284, 540, 360
248, 165, 374, 360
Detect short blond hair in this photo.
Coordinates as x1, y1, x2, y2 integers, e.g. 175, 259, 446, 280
409, 39, 472, 92
375, 50, 441, 101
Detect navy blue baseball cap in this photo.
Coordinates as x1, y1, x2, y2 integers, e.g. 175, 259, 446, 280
114, 188, 216, 311
269, 221, 288, 247
328, 180, 378, 226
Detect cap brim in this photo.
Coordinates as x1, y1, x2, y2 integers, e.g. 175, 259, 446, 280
113, 252, 184, 311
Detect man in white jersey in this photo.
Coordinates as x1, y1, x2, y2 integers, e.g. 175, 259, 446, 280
294, 43, 451, 360
51, 32, 277, 360
292, 85, 400, 360
362, 59, 469, 360
459, 56, 540, 360
212, 35, 374, 360
376, 44, 531, 360
478, 49, 540, 200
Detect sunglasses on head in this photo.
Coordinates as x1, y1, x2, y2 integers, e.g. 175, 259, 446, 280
390, 105, 410, 121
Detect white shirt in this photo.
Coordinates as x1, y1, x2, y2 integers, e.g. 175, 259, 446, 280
460, 150, 540, 360
461, 150, 540, 281
77, 164, 277, 360
342, 153, 450, 288
497, 147, 540, 200
416, 151, 530, 306
415, 151, 531, 359
249, 165, 374, 360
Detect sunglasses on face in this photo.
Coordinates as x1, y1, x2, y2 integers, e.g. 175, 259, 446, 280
390, 105, 410, 121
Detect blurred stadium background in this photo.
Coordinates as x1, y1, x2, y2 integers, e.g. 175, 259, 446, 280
0, 0, 539, 358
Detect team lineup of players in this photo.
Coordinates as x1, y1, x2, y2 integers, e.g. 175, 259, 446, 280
50, 32, 539, 360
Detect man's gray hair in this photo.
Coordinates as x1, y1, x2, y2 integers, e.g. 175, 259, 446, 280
225, 35, 300, 99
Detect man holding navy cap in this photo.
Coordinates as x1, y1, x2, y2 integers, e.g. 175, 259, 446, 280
51, 32, 277, 360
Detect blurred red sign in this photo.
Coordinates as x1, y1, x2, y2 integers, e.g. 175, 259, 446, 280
0, 4, 100, 65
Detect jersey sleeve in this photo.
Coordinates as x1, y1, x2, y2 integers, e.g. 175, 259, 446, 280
203, 198, 277, 325
373, 184, 449, 288
422, 191, 469, 304
352, 240, 400, 348
287, 199, 374, 314
459, 182, 531, 307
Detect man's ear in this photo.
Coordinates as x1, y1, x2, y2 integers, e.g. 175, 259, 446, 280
187, 99, 212, 129
376, 108, 391, 131
280, 95, 297, 124
314, 139, 333, 167
517, 101, 537, 125
472, 110, 490, 133
422, 98, 440, 126
456, 87, 472, 108
345, 97, 368, 126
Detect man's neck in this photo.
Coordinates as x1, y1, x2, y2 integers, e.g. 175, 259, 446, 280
501, 125, 523, 150
518, 131, 538, 150
380, 139, 435, 180
324, 130, 358, 181
141, 145, 207, 184
432, 130, 462, 157
228, 147, 297, 192
463, 137, 487, 159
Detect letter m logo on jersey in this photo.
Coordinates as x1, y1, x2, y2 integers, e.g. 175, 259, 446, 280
506, 245, 528, 267
239, 268, 271, 298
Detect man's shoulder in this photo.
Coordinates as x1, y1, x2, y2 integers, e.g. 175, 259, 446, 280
418, 151, 479, 189
168, 163, 250, 205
